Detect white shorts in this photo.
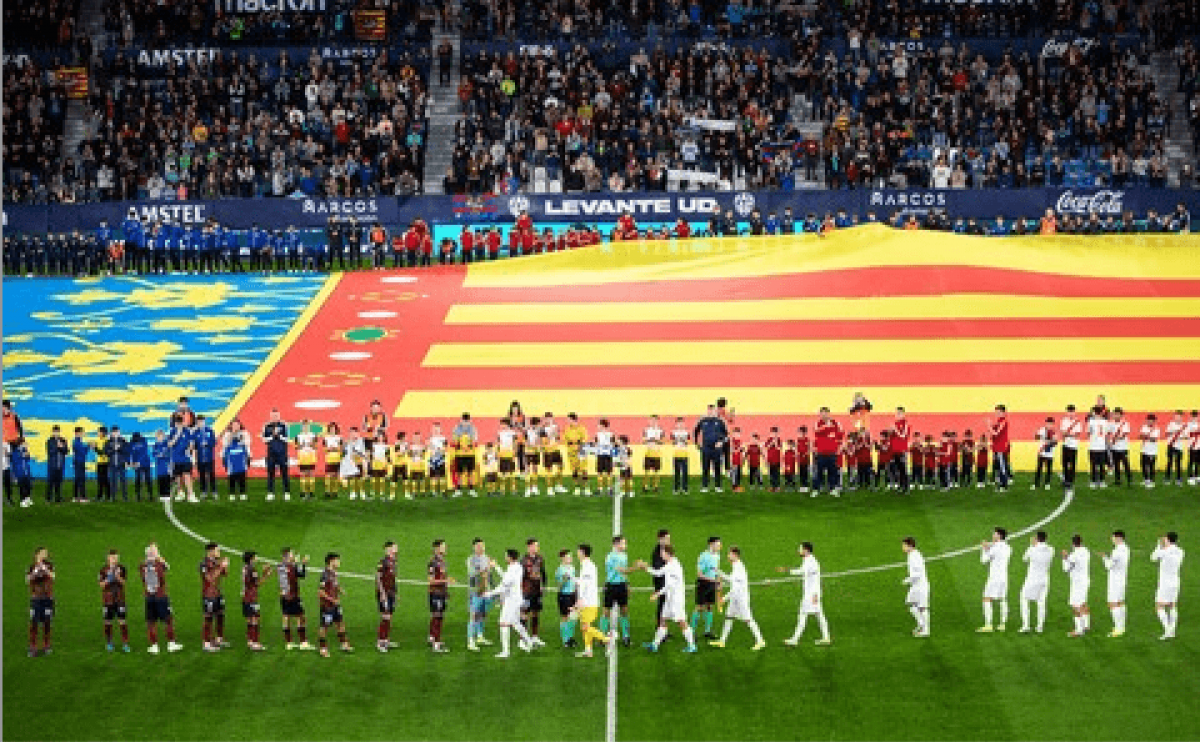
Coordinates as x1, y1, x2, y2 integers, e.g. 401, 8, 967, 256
725, 595, 753, 621
983, 580, 1007, 600
1106, 581, 1126, 604
906, 585, 929, 609
1021, 582, 1047, 602
661, 596, 687, 623
1156, 583, 1180, 605
799, 596, 823, 615
499, 599, 522, 626
1068, 583, 1090, 608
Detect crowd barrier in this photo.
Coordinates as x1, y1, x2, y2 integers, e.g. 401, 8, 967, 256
5, 188, 1198, 235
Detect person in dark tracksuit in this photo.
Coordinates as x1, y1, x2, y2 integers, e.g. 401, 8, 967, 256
122, 211, 145, 274
152, 431, 172, 500
94, 426, 111, 501
151, 221, 169, 274
346, 218, 362, 269
261, 409, 291, 501
71, 427, 90, 502
692, 405, 728, 492
326, 217, 344, 271
249, 224, 268, 272
44, 426, 68, 503
129, 432, 153, 501
105, 427, 130, 502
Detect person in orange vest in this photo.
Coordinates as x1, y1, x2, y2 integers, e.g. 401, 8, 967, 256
368, 222, 388, 269
3, 400, 24, 505
1039, 208, 1058, 235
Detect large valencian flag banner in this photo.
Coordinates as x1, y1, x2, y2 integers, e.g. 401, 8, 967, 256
221, 225, 1200, 471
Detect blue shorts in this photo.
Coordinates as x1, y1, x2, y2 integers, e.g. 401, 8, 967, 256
469, 595, 492, 617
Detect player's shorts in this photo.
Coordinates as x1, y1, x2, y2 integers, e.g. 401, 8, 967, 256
499, 600, 523, 626
409, 470, 426, 481
596, 455, 614, 474
577, 606, 599, 625
1155, 583, 1180, 604
145, 596, 173, 622
103, 602, 127, 622
325, 463, 340, 475
726, 595, 752, 621
603, 582, 629, 609
320, 605, 343, 626
521, 592, 543, 613
469, 594, 492, 618
1021, 582, 1047, 602
1068, 583, 1089, 608
203, 596, 226, 616
428, 592, 448, 615
799, 595, 823, 615
173, 462, 193, 476
525, 452, 541, 468
429, 462, 446, 478
643, 455, 661, 472
1107, 582, 1126, 604
299, 464, 316, 474
983, 580, 1007, 601
29, 598, 54, 623
242, 601, 261, 618
906, 586, 930, 609
661, 597, 687, 623
557, 591, 576, 618
499, 457, 516, 474
485, 472, 498, 484
544, 451, 563, 468
280, 597, 305, 617
695, 581, 717, 606
391, 466, 407, 482
378, 594, 396, 615
370, 465, 387, 478
455, 455, 476, 474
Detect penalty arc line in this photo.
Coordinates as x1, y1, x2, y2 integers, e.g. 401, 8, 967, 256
162, 489, 1075, 591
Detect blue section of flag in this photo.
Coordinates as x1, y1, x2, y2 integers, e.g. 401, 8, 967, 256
1, 274, 325, 476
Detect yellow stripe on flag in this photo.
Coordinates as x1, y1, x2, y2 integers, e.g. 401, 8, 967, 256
445, 295, 1200, 325
394, 384, 1200, 419
423, 337, 1200, 367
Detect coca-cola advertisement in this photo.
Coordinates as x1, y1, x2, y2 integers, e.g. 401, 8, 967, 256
1054, 190, 1126, 215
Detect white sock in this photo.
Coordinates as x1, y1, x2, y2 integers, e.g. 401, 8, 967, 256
982, 601, 993, 626
1157, 607, 1171, 633
1074, 615, 1083, 633
1020, 600, 1030, 629
1082, 613, 1091, 630
748, 620, 764, 645
999, 600, 1009, 625
923, 610, 930, 632
719, 619, 733, 643
816, 611, 830, 641
909, 605, 922, 627
792, 612, 808, 640
1168, 607, 1178, 633
682, 626, 696, 647
512, 621, 531, 644
1036, 599, 1046, 631
501, 625, 511, 653
653, 626, 667, 648
1113, 606, 1125, 632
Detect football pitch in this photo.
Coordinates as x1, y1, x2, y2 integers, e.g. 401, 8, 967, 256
4, 477, 1197, 742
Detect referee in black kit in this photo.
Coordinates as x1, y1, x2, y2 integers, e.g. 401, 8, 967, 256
261, 409, 291, 502
648, 529, 671, 641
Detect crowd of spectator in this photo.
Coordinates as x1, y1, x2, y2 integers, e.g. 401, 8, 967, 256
3, 63, 73, 205
3, 0, 83, 52
810, 35, 1176, 189
5, 48, 431, 205
448, 37, 819, 195
102, 0, 442, 48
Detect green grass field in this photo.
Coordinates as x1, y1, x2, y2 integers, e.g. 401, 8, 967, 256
4, 475, 1198, 742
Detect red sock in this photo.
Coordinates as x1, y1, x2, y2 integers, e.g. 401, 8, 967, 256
216, 614, 225, 640
120, 624, 129, 642
432, 616, 443, 641
165, 619, 176, 642
252, 625, 259, 642
284, 626, 292, 643
148, 624, 158, 644
298, 626, 307, 642
105, 624, 113, 642
203, 618, 212, 643
378, 618, 390, 640
43, 625, 51, 649
29, 624, 37, 649
531, 615, 539, 636
248, 624, 255, 642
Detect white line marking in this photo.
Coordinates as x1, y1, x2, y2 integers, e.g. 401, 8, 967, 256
607, 490, 622, 742
163, 489, 1075, 595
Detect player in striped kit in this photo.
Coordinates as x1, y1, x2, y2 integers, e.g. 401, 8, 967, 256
1164, 411, 1186, 486
709, 546, 766, 650
642, 415, 665, 494
1019, 531, 1053, 634
1188, 411, 1200, 485
1032, 418, 1056, 490
977, 527, 1011, 632
1099, 530, 1129, 637
1107, 408, 1132, 487
1059, 405, 1082, 493
1139, 414, 1161, 488
295, 420, 318, 501
1086, 407, 1109, 489
780, 542, 831, 645
278, 547, 313, 650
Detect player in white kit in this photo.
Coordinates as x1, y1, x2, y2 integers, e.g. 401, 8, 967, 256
1019, 530, 1054, 633
780, 541, 831, 645
1151, 532, 1184, 640
978, 527, 1012, 632
1099, 530, 1129, 637
708, 546, 766, 650
484, 548, 536, 658
902, 537, 930, 637
642, 544, 698, 652
1062, 534, 1092, 637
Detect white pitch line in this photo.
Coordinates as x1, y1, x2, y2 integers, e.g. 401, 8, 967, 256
163, 489, 1075, 594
